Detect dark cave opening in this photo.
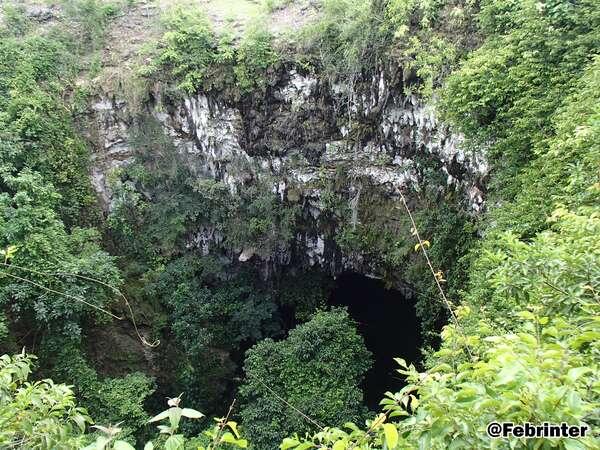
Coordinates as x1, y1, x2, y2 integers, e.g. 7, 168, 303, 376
329, 272, 422, 410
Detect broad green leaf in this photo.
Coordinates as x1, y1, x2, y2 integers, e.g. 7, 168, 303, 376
81, 443, 100, 450
495, 364, 520, 385
221, 433, 236, 444
157, 425, 171, 434
1, 245, 18, 262
394, 358, 408, 369
567, 367, 592, 383
72, 413, 88, 431
83, 436, 109, 450
517, 311, 535, 321
168, 407, 183, 430
296, 443, 314, 450
383, 423, 398, 449
563, 439, 586, 450
227, 420, 240, 438
181, 408, 204, 419
332, 439, 346, 450
164, 434, 185, 450
344, 422, 360, 432
148, 409, 170, 423
571, 331, 600, 349
221, 432, 248, 448
281, 437, 300, 449
114, 441, 136, 450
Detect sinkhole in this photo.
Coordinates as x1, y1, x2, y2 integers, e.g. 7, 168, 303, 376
329, 272, 422, 410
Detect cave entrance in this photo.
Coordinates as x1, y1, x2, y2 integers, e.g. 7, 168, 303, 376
329, 272, 422, 410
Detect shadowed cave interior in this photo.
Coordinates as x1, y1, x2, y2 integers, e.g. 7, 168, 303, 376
329, 272, 423, 410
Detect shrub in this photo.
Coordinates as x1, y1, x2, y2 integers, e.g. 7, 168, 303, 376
239, 308, 371, 449
157, 5, 220, 93
0, 353, 90, 448
234, 23, 279, 92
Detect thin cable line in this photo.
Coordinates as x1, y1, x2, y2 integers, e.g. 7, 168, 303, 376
0, 271, 123, 320
0, 262, 158, 347
397, 190, 473, 359
249, 374, 324, 430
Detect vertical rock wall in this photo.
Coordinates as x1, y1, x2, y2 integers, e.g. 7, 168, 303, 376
86, 66, 487, 281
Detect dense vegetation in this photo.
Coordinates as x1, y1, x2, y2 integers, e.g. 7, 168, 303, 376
239, 309, 371, 448
0, 0, 598, 449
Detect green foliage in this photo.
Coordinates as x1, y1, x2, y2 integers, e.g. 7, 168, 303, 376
0, 352, 91, 449
331, 182, 473, 346
106, 116, 299, 421
464, 206, 600, 333
0, 170, 120, 332
146, 256, 278, 418
0, 32, 95, 223
440, 0, 600, 343
195, 417, 248, 450
406, 203, 476, 345
83, 423, 137, 450
396, 209, 599, 448
0, 3, 111, 222
0, 10, 137, 446
296, 0, 474, 93
280, 1, 600, 448
84, 395, 248, 450
143, 396, 205, 450
298, 0, 386, 81
42, 341, 155, 443
148, 5, 278, 95
333, 183, 412, 276
275, 269, 332, 322
442, 0, 600, 197
106, 117, 207, 262
169, 279, 277, 353
285, 208, 600, 448
0, 4, 30, 37
61, 0, 124, 52
239, 308, 371, 449
151, 256, 279, 355
108, 116, 298, 264
482, 55, 600, 240
384, 0, 479, 95
337, 223, 410, 271
171, 351, 236, 432
0, 352, 245, 450
234, 24, 279, 92
1, 2, 599, 449
156, 5, 221, 93
227, 182, 299, 258
90, 374, 156, 441
142, 396, 248, 450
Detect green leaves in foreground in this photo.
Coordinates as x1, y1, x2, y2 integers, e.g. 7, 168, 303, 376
0, 353, 91, 449
282, 208, 600, 449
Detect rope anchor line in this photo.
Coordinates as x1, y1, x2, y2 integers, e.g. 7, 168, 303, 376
396, 189, 473, 359
0, 261, 159, 348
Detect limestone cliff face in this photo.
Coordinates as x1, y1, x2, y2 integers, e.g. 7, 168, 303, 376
86, 66, 487, 281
